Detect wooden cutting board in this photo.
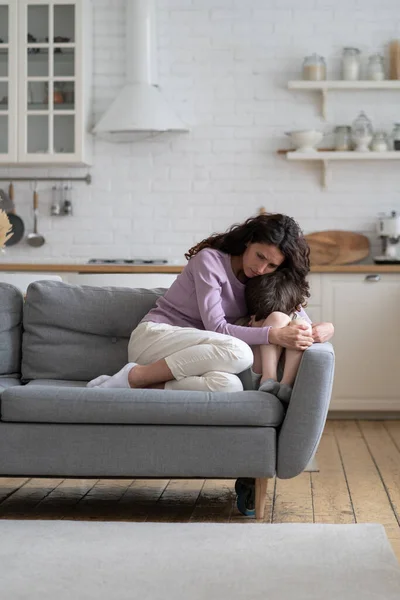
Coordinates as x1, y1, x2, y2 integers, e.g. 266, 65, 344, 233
305, 230, 370, 266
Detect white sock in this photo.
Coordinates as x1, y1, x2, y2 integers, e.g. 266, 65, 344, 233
86, 374, 111, 388
95, 362, 137, 389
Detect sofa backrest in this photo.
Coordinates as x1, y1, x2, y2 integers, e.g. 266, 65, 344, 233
22, 281, 163, 382
0, 283, 24, 377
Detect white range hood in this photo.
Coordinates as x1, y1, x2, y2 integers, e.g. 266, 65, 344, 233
93, 0, 188, 142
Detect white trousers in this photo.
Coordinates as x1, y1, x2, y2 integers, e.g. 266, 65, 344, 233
128, 321, 254, 393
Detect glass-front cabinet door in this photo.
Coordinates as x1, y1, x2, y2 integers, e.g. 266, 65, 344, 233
18, 0, 82, 163
0, 2, 18, 162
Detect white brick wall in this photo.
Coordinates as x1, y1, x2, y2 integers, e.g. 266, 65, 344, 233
3, 0, 400, 262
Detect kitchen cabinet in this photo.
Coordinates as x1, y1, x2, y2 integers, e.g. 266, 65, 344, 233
0, 1, 17, 162
0, 272, 63, 291
66, 273, 178, 289
305, 273, 322, 324
0, 0, 92, 166
322, 273, 400, 411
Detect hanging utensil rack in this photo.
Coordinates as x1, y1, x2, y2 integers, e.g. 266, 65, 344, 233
0, 174, 92, 185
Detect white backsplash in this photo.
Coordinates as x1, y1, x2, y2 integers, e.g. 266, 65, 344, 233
1, 0, 399, 263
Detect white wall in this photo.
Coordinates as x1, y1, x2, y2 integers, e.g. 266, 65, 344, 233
2, 0, 400, 262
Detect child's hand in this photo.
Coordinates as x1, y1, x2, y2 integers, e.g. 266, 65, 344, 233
289, 318, 312, 335
249, 315, 265, 327
269, 323, 314, 350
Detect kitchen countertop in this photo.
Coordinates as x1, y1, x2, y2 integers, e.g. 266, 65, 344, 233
1, 263, 400, 273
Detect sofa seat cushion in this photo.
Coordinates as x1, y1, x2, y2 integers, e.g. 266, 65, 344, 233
1, 382, 285, 427
0, 377, 22, 397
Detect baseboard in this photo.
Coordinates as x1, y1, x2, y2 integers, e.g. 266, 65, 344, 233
328, 410, 400, 420
329, 398, 400, 412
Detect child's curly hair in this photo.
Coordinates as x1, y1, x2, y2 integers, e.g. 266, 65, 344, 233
245, 268, 308, 321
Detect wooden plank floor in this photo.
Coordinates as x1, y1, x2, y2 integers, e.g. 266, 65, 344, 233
1, 420, 400, 562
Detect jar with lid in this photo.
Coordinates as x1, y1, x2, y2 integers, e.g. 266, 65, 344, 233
367, 54, 385, 81
351, 111, 373, 151
302, 53, 326, 81
392, 123, 400, 150
371, 131, 389, 152
342, 47, 361, 80
334, 126, 351, 151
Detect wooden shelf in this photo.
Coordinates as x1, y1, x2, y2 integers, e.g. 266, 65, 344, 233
286, 151, 400, 160
288, 80, 400, 90
278, 150, 400, 188
288, 80, 400, 119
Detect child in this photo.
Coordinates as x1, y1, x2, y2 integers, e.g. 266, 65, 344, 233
240, 268, 313, 404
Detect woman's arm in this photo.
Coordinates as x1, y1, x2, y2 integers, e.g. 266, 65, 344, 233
191, 250, 273, 346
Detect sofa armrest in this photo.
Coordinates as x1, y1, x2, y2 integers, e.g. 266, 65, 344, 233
276, 342, 335, 479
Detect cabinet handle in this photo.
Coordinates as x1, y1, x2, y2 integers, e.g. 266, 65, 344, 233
365, 274, 381, 282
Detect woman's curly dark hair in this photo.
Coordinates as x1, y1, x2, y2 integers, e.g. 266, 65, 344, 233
185, 213, 310, 283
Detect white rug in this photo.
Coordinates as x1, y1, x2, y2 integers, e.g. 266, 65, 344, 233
1, 521, 400, 600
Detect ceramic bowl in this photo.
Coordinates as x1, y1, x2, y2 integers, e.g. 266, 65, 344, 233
285, 129, 324, 152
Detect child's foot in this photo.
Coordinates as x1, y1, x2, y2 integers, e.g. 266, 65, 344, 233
277, 383, 293, 404
258, 378, 280, 395
86, 363, 137, 389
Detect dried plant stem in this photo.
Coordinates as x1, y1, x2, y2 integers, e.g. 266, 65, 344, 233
0, 209, 13, 248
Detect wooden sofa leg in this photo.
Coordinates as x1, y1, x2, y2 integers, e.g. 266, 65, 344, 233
255, 478, 269, 521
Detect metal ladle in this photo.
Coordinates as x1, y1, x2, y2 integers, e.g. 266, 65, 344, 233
27, 183, 45, 247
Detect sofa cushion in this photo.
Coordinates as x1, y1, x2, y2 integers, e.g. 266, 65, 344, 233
0, 377, 22, 397
0, 383, 285, 427
0, 283, 23, 377
22, 281, 164, 382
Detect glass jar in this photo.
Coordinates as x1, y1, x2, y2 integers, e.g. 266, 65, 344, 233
342, 47, 361, 81
351, 111, 373, 152
334, 126, 351, 151
302, 53, 326, 81
367, 54, 385, 81
392, 123, 400, 150
53, 83, 64, 104
371, 131, 389, 152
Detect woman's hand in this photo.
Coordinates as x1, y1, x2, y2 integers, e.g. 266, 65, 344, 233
311, 322, 334, 343
268, 323, 314, 351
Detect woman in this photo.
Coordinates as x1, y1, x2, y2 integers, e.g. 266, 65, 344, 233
87, 213, 334, 392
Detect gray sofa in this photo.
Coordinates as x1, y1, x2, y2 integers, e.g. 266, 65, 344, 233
0, 280, 334, 520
